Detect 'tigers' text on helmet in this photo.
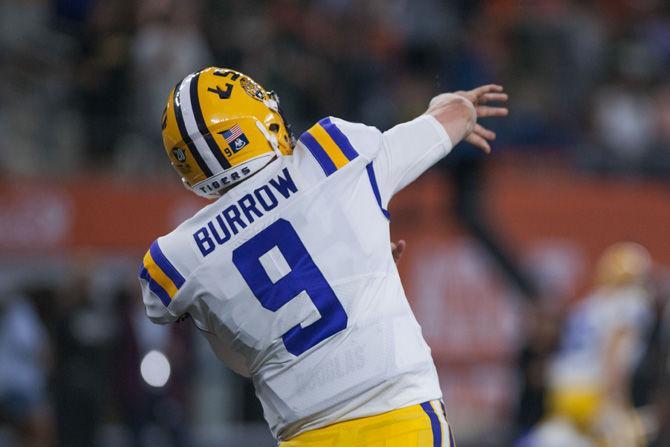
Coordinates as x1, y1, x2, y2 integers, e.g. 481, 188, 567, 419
198, 166, 252, 194
193, 168, 298, 256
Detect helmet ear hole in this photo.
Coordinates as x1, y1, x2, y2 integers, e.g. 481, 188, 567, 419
269, 123, 280, 133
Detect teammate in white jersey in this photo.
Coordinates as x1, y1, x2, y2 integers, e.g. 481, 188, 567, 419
139, 67, 508, 446
521, 242, 653, 447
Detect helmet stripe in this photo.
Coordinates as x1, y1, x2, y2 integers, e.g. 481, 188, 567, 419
177, 75, 224, 175
189, 73, 231, 169
173, 80, 213, 177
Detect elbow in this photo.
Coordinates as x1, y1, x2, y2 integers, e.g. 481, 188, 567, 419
427, 94, 476, 144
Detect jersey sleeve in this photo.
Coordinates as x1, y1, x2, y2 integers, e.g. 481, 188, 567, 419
371, 115, 452, 207
293, 117, 381, 182
138, 239, 186, 324
294, 115, 452, 208
319, 115, 452, 208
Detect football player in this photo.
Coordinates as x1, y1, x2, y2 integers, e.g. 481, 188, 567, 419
524, 242, 654, 447
139, 67, 507, 446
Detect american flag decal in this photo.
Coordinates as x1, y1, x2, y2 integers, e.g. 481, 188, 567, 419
220, 124, 249, 153
222, 124, 243, 143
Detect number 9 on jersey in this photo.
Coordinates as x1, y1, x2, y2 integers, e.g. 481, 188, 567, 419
232, 219, 348, 356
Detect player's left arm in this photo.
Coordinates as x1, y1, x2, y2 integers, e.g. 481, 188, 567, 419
140, 280, 180, 324
391, 239, 406, 263
138, 238, 190, 325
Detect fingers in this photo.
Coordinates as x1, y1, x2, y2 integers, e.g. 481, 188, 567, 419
466, 132, 491, 154
469, 84, 503, 98
451, 85, 507, 110
458, 84, 506, 154
476, 105, 509, 118
473, 123, 495, 140
467, 123, 496, 153
478, 92, 508, 104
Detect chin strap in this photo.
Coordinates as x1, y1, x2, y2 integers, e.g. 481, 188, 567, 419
255, 120, 283, 158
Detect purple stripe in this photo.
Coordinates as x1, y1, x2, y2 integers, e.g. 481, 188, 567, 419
137, 262, 146, 277
299, 132, 337, 176
420, 402, 442, 447
173, 81, 213, 177
365, 162, 390, 220
189, 72, 231, 169
319, 117, 358, 161
150, 241, 185, 288
139, 267, 172, 307
439, 401, 454, 447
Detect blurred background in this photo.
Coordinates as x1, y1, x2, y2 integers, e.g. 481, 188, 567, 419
1, 0, 669, 446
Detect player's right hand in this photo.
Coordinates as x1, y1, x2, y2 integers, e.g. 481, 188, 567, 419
453, 84, 508, 154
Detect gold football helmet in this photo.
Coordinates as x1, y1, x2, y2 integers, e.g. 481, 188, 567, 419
596, 242, 651, 287
161, 67, 294, 198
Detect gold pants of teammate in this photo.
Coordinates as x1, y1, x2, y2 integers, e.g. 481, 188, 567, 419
280, 400, 454, 447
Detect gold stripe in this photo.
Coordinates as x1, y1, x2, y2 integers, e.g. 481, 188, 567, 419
143, 250, 179, 299
308, 124, 349, 169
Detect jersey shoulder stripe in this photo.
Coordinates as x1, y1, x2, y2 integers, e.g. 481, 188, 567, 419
139, 240, 186, 306
298, 117, 359, 176
318, 117, 358, 160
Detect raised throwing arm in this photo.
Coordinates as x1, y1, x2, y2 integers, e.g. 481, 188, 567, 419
426, 84, 508, 154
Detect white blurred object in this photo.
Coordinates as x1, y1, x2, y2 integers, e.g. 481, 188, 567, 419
549, 283, 653, 390
593, 87, 654, 159
0, 295, 49, 398
523, 417, 594, 447
140, 350, 171, 388
550, 242, 654, 391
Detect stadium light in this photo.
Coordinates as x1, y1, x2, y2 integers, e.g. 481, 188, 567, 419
140, 350, 171, 388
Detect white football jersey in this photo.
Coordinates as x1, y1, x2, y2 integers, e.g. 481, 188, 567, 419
550, 284, 652, 389
139, 115, 452, 439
